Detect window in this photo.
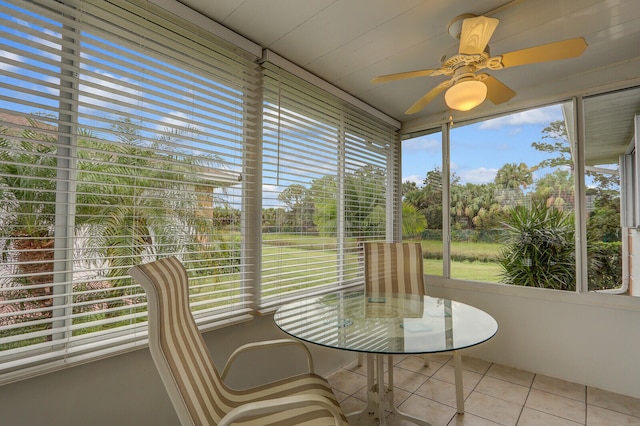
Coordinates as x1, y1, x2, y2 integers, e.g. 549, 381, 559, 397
403, 103, 591, 290
401, 128, 443, 276
260, 62, 398, 309
0, 0, 260, 380
403, 93, 639, 295
0, 0, 399, 381
448, 103, 578, 287
581, 87, 640, 294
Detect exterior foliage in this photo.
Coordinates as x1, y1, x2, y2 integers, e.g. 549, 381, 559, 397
497, 203, 576, 290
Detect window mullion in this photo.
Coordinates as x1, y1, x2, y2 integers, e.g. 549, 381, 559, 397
337, 116, 346, 284
51, 19, 81, 343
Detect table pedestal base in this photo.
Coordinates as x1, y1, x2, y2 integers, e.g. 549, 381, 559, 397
346, 353, 431, 425
346, 352, 464, 426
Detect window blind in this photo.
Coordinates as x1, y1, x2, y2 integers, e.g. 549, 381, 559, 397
0, 0, 260, 381
260, 62, 398, 309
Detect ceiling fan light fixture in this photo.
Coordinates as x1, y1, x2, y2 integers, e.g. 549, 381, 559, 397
445, 80, 487, 111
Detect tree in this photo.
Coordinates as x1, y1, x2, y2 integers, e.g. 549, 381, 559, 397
532, 169, 574, 209
403, 167, 454, 230
312, 165, 387, 239
402, 180, 418, 196
588, 198, 620, 242
310, 175, 338, 237
402, 202, 427, 239
530, 120, 573, 172
0, 118, 58, 340
450, 182, 503, 230
277, 184, 315, 232
74, 118, 236, 317
494, 162, 532, 190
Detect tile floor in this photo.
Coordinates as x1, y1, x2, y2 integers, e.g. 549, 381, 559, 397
325, 354, 640, 426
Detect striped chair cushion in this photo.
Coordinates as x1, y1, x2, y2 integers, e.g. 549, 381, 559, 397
130, 256, 346, 425
364, 242, 425, 295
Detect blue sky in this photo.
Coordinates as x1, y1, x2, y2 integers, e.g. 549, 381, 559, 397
402, 104, 565, 186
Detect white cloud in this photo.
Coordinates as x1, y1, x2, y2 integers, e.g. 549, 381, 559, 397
402, 174, 423, 186
479, 105, 562, 129
160, 111, 193, 130
459, 167, 497, 184
403, 135, 440, 152
0, 50, 22, 71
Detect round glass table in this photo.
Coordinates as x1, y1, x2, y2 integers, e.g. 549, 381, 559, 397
274, 290, 498, 425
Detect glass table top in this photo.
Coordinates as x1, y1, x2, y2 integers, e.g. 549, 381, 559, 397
274, 290, 498, 355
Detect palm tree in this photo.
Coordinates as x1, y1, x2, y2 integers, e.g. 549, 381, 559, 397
494, 162, 533, 190
0, 117, 58, 342
401, 202, 427, 239
74, 118, 236, 319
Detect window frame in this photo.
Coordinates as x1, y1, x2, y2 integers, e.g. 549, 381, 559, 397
0, 0, 401, 383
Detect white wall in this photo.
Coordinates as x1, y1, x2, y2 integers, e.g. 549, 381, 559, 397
0, 314, 354, 426
2, 279, 639, 425
631, 228, 639, 296
426, 276, 640, 399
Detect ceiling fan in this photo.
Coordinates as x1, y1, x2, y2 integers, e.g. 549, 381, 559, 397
372, 14, 588, 114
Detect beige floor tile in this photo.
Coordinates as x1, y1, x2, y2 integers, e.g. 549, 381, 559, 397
327, 358, 640, 426
532, 375, 586, 402
353, 383, 369, 402
433, 364, 483, 390
392, 354, 410, 365
353, 383, 411, 408
346, 354, 391, 375
465, 391, 523, 426
518, 407, 583, 426
475, 376, 530, 406
447, 412, 503, 426
587, 405, 640, 426
525, 389, 586, 424
326, 368, 368, 395
414, 377, 472, 409
394, 394, 457, 426
486, 364, 535, 388
345, 414, 380, 426
345, 358, 369, 377
341, 396, 369, 419
396, 355, 445, 376
587, 386, 640, 418
454, 356, 492, 375
390, 387, 413, 408
429, 354, 454, 365
391, 366, 430, 393
333, 388, 350, 403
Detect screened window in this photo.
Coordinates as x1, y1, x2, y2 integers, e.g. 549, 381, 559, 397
401, 128, 443, 275
0, 0, 259, 379
260, 63, 398, 309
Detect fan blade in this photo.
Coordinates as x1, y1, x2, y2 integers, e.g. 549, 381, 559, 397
499, 37, 587, 68
459, 16, 499, 55
372, 69, 436, 84
405, 84, 448, 115
481, 74, 516, 105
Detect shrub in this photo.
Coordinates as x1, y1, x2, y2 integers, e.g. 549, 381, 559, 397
497, 203, 575, 290
587, 241, 622, 291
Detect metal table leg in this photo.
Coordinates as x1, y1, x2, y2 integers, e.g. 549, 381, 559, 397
346, 353, 432, 426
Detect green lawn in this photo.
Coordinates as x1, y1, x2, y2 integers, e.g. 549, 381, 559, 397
423, 258, 502, 282
262, 234, 501, 286
420, 238, 503, 282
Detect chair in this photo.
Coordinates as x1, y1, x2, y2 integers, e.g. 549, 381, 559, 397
359, 242, 427, 369
361, 242, 466, 414
364, 242, 425, 295
129, 256, 347, 426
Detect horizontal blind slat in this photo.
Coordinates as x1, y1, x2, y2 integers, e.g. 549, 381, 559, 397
0, 0, 259, 380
